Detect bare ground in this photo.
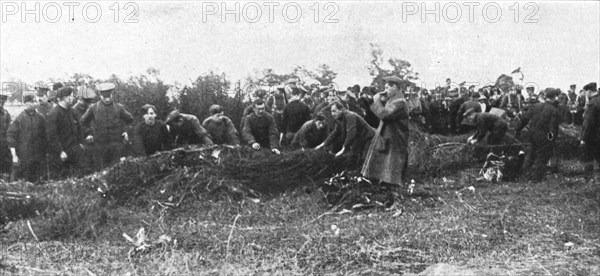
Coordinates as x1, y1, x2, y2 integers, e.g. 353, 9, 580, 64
1, 162, 599, 275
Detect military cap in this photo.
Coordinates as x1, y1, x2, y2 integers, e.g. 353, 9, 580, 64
583, 82, 597, 92
97, 83, 116, 93
57, 87, 74, 98
383, 76, 403, 84
526, 86, 535, 92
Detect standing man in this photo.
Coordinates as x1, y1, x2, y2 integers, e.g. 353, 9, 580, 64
0, 92, 12, 177
46, 87, 84, 178
202, 104, 240, 146
72, 87, 97, 121
516, 88, 561, 182
266, 87, 287, 136
281, 88, 311, 146
580, 82, 599, 173
7, 95, 48, 182
72, 87, 97, 174
362, 76, 410, 188
80, 83, 134, 169
242, 99, 281, 154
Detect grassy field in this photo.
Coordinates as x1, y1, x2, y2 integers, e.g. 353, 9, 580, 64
1, 159, 599, 275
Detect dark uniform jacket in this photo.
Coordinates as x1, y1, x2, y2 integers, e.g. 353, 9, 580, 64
473, 113, 508, 142
202, 115, 240, 145
0, 108, 12, 173
517, 101, 560, 139
7, 109, 47, 163
81, 101, 134, 143
0, 108, 10, 145
133, 120, 170, 155
322, 110, 375, 154
358, 97, 379, 128
72, 102, 89, 121
291, 119, 328, 148
242, 112, 279, 149
457, 100, 482, 125
581, 94, 600, 142
46, 105, 82, 154
282, 99, 311, 134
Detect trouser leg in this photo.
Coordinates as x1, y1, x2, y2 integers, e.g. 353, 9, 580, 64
530, 141, 553, 181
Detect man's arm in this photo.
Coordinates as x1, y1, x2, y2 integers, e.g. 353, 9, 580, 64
191, 117, 213, 146
343, 114, 357, 149
46, 109, 64, 154
268, 115, 279, 149
473, 115, 487, 141
225, 118, 240, 145
321, 120, 340, 148
241, 115, 256, 145
580, 102, 597, 141
6, 116, 19, 150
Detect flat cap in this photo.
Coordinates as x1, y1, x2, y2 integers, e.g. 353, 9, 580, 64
383, 76, 404, 84
583, 82, 597, 92
97, 83, 116, 92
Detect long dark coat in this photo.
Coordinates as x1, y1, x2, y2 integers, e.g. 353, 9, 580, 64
7, 109, 47, 163
361, 94, 410, 185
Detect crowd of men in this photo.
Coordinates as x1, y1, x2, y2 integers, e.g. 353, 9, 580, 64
0, 77, 598, 185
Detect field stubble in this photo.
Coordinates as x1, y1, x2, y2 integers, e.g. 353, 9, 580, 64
1, 149, 599, 275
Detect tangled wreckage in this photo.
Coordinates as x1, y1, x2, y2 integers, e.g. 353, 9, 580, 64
1, 123, 582, 230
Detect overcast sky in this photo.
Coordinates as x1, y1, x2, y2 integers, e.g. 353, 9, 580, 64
1, 1, 599, 91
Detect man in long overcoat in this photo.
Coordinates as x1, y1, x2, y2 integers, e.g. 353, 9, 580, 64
580, 82, 599, 173
7, 95, 48, 182
516, 88, 561, 181
361, 76, 410, 186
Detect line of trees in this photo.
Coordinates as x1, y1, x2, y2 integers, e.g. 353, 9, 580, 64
2, 44, 419, 126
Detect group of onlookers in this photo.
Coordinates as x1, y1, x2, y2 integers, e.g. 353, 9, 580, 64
0, 77, 598, 185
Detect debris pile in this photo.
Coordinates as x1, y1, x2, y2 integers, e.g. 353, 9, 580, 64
99, 146, 353, 206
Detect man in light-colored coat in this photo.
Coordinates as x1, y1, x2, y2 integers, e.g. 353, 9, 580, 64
361, 76, 410, 186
